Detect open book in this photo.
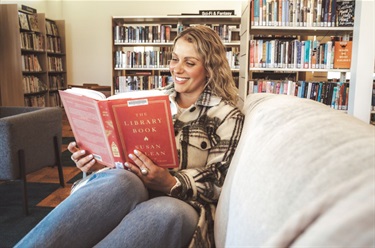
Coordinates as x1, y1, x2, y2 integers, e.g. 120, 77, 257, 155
59, 88, 178, 169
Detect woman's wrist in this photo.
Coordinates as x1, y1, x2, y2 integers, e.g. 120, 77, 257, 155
167, 177, 182, 197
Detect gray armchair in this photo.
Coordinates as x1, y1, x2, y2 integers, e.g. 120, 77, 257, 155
0, 107, 65, 215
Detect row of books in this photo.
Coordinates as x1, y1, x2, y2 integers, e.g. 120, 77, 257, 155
252, 0, 355, 27
114, 24, 173, 44
24, 94, 46, 107
49, 92, 63, 107
21, 54, 42, 72
226, 48, 240, 69
23, 75, 47, 94
115, 48, 240, 70
45, 20, 59, 36
248, 79, 349, 110
46, 36, 62, 53
20, 32, 44, 51
20, 33, 63, 53
18, 12, 40, 32
113, 24, 240, 44
48, 57, 64, 72
18, 12, 62, 36
49, 75, 65, 90
114, 75, 173, 94
114, 49, 172, 69
249, 38, 352, 69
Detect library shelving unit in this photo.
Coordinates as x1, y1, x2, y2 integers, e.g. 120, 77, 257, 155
112, 15, 241, 94
45, 18, 67, 107
0, 4, 67, 107
239, 0, 373, 121
238, 0, 355, 110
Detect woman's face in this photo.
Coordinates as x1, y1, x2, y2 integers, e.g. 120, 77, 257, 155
169, 38, 208, 98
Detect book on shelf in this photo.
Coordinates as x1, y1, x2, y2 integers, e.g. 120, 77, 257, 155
27, 14, 39, 32
46, 20, 59, 36
336, 0, 355, 27
18, 12, 30, 30
333, 40, 352, 69
59, 88, 178, 169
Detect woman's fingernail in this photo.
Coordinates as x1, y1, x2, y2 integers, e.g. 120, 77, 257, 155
124, 162, 129, 167
134, 150, 139, 155
80, 150, 85, 154
128, 154, 134, 159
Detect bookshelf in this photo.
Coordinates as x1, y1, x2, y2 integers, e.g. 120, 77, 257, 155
45, 19, 67, 107
239, 0, 374, 122
112, 15, 241, 94
239, 0, 354, 109
0, 4, 67, 107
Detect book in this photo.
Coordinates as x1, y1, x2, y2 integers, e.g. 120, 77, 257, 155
59, 88, 178, 169
27, 14, 39, 32
18, 12, 30, 30
333, 40, 352, 69
336, 0, 355, 27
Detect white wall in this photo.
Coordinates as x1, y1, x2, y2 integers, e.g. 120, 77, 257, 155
2, 0, 243, 86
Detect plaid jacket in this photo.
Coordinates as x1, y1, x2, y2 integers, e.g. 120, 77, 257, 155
164, 85, 245, 247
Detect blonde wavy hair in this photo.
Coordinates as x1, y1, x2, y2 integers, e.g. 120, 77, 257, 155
172, 25, 239, 105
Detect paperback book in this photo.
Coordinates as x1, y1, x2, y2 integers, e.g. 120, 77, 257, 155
59, 88, 178, 169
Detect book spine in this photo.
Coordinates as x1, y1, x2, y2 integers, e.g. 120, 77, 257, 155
259, 0, 264, 26
98, 101, 127, 169
303, 39, 311, 69
263, 0, 267, 25
254, 0, 260, 26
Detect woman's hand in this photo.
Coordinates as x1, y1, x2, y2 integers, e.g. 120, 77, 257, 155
126, 150, 177, 194
68, 142, 98, 173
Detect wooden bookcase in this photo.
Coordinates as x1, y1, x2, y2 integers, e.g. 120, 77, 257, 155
0, 4, 25, 106
0, 4, 67, 107
45, 18, 67, 107
111, 15, 241, 95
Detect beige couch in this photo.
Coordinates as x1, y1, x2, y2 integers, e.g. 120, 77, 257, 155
215, 93, 375, 247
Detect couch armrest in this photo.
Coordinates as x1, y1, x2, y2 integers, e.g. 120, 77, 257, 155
215, 93, 375, 246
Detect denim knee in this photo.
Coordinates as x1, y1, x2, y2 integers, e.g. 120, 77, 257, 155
146, 196, 198, 229
72, 169, 148, 203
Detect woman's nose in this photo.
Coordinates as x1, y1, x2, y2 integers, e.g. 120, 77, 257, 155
170, 62, 183, 73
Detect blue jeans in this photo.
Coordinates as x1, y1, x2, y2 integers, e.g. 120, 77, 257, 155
15, 169, 199, 248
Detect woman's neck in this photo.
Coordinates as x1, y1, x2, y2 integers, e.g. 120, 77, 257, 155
176, 93, 198, 108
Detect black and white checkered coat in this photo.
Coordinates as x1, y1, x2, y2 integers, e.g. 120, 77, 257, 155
164, 85, 245, 247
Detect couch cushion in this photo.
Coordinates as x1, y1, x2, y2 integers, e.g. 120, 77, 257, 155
215, 93, 375, 247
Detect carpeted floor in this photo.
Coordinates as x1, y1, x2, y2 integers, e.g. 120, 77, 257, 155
0, 136, 80, 247
0, 182, 59, 247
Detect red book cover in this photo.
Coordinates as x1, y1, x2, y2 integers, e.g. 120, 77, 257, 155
59, 88, 178, 169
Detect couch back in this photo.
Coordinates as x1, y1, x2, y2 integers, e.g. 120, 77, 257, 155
215, 93, 375, 247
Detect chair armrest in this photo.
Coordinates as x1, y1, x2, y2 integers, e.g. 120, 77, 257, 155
0, 107, 62, 179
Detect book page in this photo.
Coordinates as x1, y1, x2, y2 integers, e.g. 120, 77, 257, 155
107, 89, 165, 100
60, 91, 116, 167
65, 87, 107, 100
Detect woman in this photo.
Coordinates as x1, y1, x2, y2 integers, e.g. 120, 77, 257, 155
16, 25, 244, 248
